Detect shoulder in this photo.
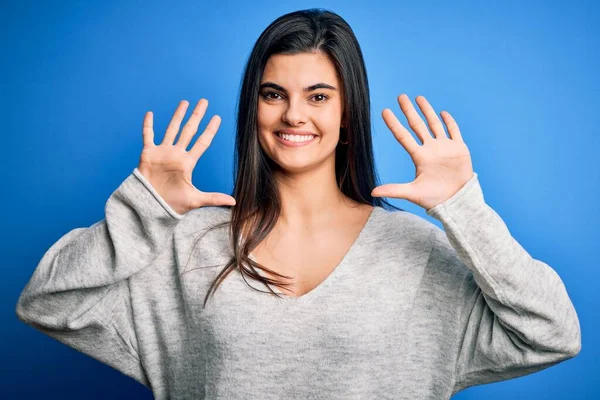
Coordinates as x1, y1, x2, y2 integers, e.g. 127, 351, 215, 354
160, 205, 235, 278
178, 205, 231, 229
376, 206, 472, 290
183, 205, 232, 228
172, 205, 233, 254
374, 206, 469, 270
374, 205, 436, 239
370, 205, 436, 255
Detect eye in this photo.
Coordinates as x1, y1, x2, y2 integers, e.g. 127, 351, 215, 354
261, 91, 282, 101
260, 91, 330, 103
312, 93, 329, 103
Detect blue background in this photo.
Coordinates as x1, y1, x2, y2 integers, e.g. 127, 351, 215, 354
3, 0, 598, 398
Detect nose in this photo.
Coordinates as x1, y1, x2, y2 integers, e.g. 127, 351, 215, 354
282, 97, 307, 126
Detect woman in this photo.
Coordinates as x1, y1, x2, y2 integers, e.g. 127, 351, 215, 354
16, 8, 580, 399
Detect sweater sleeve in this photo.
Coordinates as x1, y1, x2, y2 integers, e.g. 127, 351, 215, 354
424, 173, 581, 395
15, 168, 185, 388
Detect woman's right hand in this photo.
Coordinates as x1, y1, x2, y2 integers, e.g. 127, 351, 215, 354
137, 99, 236, 215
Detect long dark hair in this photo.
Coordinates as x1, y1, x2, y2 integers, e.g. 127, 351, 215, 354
183, 8, 403, 307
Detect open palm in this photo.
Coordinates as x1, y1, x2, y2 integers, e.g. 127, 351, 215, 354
371, 94, 474, 211
138, 99, 236, 215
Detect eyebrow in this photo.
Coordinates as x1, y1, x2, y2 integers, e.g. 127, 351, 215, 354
259, 81, 337, 92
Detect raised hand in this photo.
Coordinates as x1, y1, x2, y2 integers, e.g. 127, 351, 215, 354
371, 94, 474, 211
137, 99, 236, 215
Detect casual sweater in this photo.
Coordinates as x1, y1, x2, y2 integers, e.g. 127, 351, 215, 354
15, 168, 581, 399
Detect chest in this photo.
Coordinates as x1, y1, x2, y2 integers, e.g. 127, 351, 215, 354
250, 236, 353, 298
250, 217, 368, 297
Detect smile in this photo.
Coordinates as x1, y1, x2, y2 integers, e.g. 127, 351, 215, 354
274, 132, 317, 147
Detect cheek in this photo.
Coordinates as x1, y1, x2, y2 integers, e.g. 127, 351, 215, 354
256, 104, 277, 151
257, 103, 278, 129
315, 109, 342, 136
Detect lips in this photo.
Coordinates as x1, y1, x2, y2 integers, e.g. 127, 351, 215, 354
276, 129, 317, 136
273, 131, 317, 147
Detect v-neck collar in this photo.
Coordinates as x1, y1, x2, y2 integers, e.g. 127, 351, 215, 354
248, 205, 381, 303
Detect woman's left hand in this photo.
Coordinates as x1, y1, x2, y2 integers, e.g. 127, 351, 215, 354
371, 94, 475, 211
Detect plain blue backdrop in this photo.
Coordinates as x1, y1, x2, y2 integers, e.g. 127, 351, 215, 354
2, 0, 598, 398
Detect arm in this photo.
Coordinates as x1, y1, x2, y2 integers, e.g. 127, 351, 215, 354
15, 168, 185, 387
425, 173, 581, 395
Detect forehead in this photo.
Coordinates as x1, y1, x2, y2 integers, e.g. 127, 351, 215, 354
261, 52, 339, 86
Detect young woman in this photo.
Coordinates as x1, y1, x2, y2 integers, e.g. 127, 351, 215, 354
16, 8, 580, 400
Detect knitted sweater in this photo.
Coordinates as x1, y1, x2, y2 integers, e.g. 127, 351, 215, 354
16, 168, 581, 399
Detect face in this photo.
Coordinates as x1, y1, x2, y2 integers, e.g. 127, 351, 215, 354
257, 52, 345, 174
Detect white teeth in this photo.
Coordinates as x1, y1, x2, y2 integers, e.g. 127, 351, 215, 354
277, 133, 315, 142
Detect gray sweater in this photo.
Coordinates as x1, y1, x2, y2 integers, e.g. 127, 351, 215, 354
15, 168, 581, 399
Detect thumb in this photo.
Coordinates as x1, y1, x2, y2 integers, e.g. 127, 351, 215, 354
371, 183, 415, 201
195, 191, 237, 208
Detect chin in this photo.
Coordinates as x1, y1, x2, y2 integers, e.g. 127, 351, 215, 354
272, 158, 314, 173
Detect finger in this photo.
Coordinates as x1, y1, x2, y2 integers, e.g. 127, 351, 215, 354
398, 94, 432, 144
142, 111, 155, 147
382, 108, 420, 157
176, 98, 209, 150
162, 100, 189, 145
371, 182, 416, 202
196, 192, 236, 208
415, 95, 447, 139
440, 111, 463, 142
189, 115, 222, 160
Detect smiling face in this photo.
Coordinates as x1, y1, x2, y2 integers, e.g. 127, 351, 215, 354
257, 51, 345, 174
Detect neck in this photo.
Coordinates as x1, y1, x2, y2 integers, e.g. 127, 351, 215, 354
273, 157, 354, 230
